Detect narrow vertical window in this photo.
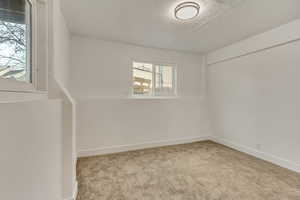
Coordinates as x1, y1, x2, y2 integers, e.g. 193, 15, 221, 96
0, 0, 32, 83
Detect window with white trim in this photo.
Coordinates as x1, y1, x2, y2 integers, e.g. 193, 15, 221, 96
0, 0, 39, 92
132, 61, 177, 97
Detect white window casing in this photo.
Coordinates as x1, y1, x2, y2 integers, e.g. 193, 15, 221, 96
0, 0, 47, 93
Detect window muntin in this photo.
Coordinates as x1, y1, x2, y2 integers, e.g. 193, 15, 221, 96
0, 0, 32, 83
132, 62, 177, 97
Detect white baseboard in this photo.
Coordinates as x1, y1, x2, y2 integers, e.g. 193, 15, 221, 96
210, 137, 300, 174
64, 181, 78, 200
78, 136, 211, 158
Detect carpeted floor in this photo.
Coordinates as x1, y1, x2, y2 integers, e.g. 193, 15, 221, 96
77, 141, 300, 200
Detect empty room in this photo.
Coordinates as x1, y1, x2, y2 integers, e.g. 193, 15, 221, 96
1, 0, 300, 199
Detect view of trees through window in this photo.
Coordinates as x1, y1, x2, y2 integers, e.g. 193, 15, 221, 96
0, 0, 31, 83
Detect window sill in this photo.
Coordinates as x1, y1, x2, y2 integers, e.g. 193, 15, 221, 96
0, 78, 46, 94
0, 89, 47, 94
128, 96, 179, 100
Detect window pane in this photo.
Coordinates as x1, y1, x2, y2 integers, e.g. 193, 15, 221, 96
155, 65, 174, 95
133, 62, 153, 96
0, 0, 31, 83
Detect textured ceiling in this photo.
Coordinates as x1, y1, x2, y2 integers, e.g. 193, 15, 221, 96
177, 0, 245, 30
61, 0, 300, 53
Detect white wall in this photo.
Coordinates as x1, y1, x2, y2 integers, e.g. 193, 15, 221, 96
0, 91, 47, 102
52, 0, 71, 90
207, 19, 300, 173
49, 0, 77, 199
0, 100, 62, 200
70, 36, 211, 156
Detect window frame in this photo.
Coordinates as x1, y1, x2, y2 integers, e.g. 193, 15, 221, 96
0, 0, 39, 93
131, 60, 178, 98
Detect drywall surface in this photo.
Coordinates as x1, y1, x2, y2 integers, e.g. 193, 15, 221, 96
207, 18, 300, 65
76, 97, 210, 156
70, 36, 211, 156
0, 100, 62, 200
0, 91, 47, 102
207, 19, 300, 173
52, 0, 71, 90
49, 0, 77, 198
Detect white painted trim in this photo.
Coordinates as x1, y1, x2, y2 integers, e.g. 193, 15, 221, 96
64, 181, 78, 200
127, 96, 179, 100
55, 79, 78, 200
55, 79, 77, 106
30, 0, 39, 90
210, 137, 300, 174
78, 136, 211, 158
207, 18, 300, 65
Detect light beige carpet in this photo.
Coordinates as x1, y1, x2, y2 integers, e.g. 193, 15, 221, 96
77, 141, 300, 200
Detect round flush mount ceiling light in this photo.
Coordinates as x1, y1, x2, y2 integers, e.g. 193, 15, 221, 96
175, 2, 200, 20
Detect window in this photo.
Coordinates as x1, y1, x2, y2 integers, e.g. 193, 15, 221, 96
0, 0, 36, 91
132, 61, 177, 97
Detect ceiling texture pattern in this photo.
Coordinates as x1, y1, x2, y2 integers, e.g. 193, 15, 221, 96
178, 0, 245, 31
62, 0, 300, 53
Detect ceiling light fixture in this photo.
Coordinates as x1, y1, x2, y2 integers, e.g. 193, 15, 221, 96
175, 2, 200, 20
